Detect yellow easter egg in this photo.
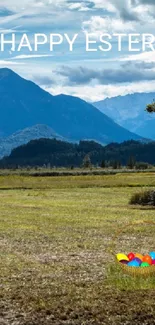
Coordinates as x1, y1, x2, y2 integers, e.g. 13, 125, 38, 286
116, 253, 129, 262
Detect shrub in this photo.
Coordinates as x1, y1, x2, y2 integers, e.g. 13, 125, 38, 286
135, 162, 150, 170
130, 190, 155, 206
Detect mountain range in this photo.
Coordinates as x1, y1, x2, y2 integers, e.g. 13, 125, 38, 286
93, 93, 155, 139
0, 68, 144, 157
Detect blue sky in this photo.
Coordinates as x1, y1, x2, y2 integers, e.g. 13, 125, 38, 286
1, 0, 155, 101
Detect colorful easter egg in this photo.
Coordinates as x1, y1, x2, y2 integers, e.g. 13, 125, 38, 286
135, 253, 143, 261
120, 260, 129, 265
116, 253, 129, 262
149, 252, 155, 260
128, 260, 139, 267
132, 257, 142, 265
152, 259, 155, 265
143, 255, 152, 265
141, 262, 150, 267
127, 252, 135, 261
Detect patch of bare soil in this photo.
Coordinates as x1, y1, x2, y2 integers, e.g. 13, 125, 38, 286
0, 289, 155, 325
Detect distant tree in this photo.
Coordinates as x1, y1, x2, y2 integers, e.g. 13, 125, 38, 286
146, 100, 155, 113
106, 161, 111, 168
111, 160, 121, 169
145, 101, 155, 172
82, 154, 91, 168
127, 156, 136, 169
112, 160, 118, 169
101, 159, 106, 168
129, 102, 155, 207
117, 161, 121, 169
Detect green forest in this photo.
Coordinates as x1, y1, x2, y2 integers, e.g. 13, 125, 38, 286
0, 138, 155, 168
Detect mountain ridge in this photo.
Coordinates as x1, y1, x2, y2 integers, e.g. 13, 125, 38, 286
93, 92, 155, 139
0, 68, 145, 144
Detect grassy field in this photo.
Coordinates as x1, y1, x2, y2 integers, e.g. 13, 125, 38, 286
0, 172, 155, 325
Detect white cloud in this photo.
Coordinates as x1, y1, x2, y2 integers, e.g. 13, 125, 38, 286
0, 60, 24, 65
0, 28, 19, 33
0, 0, 154, 18
0, 0, 154, 33
0, 0, 93, 12
3, 58, 155, 102
11, 54, 54, 60
0, 12, 25, 25
90, 0, 116, 11
120, 51, 155, 63
45, 80, 155, 102
82, 15, 135, 34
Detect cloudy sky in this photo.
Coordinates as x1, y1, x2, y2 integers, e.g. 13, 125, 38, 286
1, 0, 155, 101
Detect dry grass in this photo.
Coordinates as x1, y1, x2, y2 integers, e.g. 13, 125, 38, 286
0, 173, 155, 325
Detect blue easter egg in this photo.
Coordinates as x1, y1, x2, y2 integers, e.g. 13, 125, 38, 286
149, 252, 155, 260
128, 260, 139, 267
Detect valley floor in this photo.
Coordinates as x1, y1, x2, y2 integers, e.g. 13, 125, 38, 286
0, 173, 155, 325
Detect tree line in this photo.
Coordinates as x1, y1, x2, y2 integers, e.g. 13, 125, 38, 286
0, 137, 155, 169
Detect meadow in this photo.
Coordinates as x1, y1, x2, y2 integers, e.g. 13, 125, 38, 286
0, 172, 155, 325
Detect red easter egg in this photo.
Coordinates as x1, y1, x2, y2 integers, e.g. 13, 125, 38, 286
120, 260, 128, 265
152, 259, 155, 265
143, 255, 152, 265
127, 252, 135, 261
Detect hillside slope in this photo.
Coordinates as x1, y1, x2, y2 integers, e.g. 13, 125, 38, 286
0, 124, 66, 158
93, 92, 155, 138
0, 68, 144, 144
